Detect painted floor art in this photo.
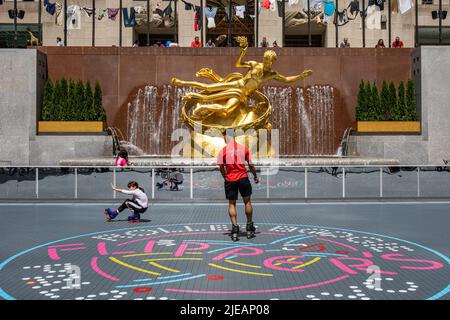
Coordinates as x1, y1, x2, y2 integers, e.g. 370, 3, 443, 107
0, 203, 449, 300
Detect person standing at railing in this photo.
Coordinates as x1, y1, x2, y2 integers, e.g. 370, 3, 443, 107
217, 129, 260, 242
106, 181, 148, 222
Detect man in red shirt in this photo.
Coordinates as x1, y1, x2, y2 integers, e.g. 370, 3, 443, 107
191, 36, 202, 47
392, 36, 404, 48
217, 129, 260, 241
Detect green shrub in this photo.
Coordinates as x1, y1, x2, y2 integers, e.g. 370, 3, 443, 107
75, 81, 85, 121
41, 78, 106, 122
67, 80, 77, 120
397, 81, 407, 120
59, 78, 68, 120
380, 81, 389, 121
368, 82, 381, 121
406, 79, 418, 121
355, 79, 418, 121
41, 79, 54, 121
84, 81, 94, 120
355, 80, 367, 121
388, 81, 398, 120
93, 82, 106, 121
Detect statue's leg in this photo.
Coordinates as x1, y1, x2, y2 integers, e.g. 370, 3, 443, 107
185, 89, 243, 102
172, 78, 239, 92
192, 98, 241, 119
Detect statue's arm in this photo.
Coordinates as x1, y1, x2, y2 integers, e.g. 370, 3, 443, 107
274, 70, 313, 83
235, 47, 252, 68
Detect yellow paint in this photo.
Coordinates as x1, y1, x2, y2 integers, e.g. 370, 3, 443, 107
274, 257, 297, 266
123, 252, 173, 258
208, 263, 273, 277
148, 262, 180, 273
142, 258, 204, 262
225, 260, 262, 269
356, 121, 421, 133
38, 121, 106, 133
109, 257, 161, 276
292, 257, 321, 270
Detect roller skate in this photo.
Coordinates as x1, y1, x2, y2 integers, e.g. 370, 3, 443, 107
246, 222, 256, 239
230, 225, 240, 242
128, 213, 141, 223
104, 208, 118, 221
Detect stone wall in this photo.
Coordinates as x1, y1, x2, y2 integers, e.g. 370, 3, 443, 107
0, 49, 112, 166
352, 46, 450, 165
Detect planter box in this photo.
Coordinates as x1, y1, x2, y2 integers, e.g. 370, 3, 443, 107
357, 121, 421, 133
38, 121, 106, 133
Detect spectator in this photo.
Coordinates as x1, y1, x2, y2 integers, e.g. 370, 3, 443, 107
260, 36, 269, 47
114, 149, 129, 167
272, 41, 279, 48
191, 36, 202, 47
392, 36, 404, 48
56, 37, 63, 47
205, 38, 216, 47
375, 39, 385, 48
165, 40, 172, 47
169, 42, 179, 47
339, 38, 350, 48
133, 40, 139, 47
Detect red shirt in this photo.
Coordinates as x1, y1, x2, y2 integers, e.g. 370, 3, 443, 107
392, 40, 404, 48
191, 41, 202, 47
217, 141, 250, 182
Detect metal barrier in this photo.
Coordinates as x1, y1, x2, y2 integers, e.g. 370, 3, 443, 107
1, 165, 450, 200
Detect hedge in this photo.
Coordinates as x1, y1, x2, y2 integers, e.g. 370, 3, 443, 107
356, 80, 418, 121
41, 78, 106, 121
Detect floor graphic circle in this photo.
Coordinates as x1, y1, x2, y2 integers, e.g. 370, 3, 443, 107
0, 223, 449, 300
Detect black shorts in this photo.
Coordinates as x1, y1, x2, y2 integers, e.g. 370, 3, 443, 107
224, 177, 252, 201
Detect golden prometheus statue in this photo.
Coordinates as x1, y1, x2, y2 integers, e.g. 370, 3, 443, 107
171, 36, 312, 157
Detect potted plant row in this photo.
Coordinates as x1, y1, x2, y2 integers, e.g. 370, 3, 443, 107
39, 78, 107, 133
355, 80, 420, 133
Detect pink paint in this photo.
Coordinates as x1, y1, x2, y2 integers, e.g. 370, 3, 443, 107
165, 275, 349, 294
381, 254, 444, 270
144, 240, 156, 253
47, 244, 86, 260
175, 242, 210, 257
212, 247, 264, 261
116, 232, 284, 247
116, 231, 224, 246
90, 257, 119, 281
47, 248, 60, 260
316, 238, 358, 251
330, 257, 397, 275
263, 256, 305, 272
362, 251, 373, 258
97, 242, 108, 255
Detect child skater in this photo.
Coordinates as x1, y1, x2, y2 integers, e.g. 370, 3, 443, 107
105, 181, 148, 222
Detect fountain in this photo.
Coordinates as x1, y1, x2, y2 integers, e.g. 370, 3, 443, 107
127, 84, 337, 157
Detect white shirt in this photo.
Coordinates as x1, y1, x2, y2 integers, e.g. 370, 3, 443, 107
122, 188, 148, 208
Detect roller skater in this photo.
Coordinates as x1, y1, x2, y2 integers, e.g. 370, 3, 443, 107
105, 181, 148, 223
217, 129, 259, 241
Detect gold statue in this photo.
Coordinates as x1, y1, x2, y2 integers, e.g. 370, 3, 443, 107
171, 36, 312, 132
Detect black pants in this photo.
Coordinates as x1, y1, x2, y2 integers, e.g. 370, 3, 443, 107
118, 199, 147, 214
